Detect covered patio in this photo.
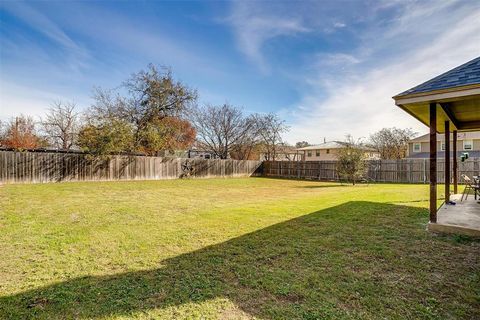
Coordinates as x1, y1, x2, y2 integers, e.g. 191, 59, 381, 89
394, 56, 480, 236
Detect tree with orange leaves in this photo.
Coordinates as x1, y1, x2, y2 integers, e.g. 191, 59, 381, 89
0, 115, 44, 150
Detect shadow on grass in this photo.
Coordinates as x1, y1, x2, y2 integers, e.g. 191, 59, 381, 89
1, 202, 478, 319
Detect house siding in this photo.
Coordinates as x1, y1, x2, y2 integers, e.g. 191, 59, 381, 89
303, 149, 379, 161
407, 138, 480, 157
409, 142, 430, 155
473, 139, 480, 150
303, 149, 339, 161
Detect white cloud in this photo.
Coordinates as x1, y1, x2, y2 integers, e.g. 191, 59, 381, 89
0, 2, 228, 120
283, 1, 480, 144
2, 2, 77, 50
1, 1, 90, 71
227, 2, 309, 73
316, 53, 360, 67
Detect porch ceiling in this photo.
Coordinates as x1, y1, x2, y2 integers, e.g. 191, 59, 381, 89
394, 85, 480, 133
393, 56, 480, 133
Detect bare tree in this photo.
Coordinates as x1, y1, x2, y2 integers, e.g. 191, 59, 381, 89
253, 113, 289, 161
189, 104, 256, 159
369, 127, 416, 159
41, 101, 80, 149
0, 120, 5, 143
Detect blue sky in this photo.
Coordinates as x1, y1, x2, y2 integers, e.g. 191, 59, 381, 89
1, 0, 479, 144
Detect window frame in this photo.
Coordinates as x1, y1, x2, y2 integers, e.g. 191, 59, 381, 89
463, 140, 473, 151
315, 150, 320, 157
307, 151, 312, 157
413, 143, 421, 152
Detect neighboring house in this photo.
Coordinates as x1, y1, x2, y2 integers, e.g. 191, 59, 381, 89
156, 148, 219, 159
187, 148, 219, 159
259, 145, 299, 161
407, 131, 480, 158
296, 141, 380, 161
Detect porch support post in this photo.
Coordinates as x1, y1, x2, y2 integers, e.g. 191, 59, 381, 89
444, 121, 450, 203
429, 103, 437, 223
453, 130, 458, 194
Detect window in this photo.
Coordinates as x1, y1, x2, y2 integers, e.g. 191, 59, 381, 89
441, 142, 445, 151
413, 143, 421, 152
307, 151, 312, 157
316, 150, 320, 157
326, 149, 330, 154
463, 140, 473, 151
204, 154, 211, 159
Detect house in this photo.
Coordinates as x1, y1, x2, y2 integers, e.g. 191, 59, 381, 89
296, 141, 380, 161
259, 145, 299, 161
407, 131, 480, 158
186, 148, 219, 159
156, 148, 219, 159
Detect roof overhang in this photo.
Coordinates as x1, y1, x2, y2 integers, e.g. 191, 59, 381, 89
393, 84, 480, 133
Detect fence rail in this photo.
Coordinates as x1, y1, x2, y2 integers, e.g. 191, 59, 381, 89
263, 159, 480, 183
0, 150, 263, 184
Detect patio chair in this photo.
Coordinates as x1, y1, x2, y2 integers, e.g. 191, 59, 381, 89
460, 174, 480, 201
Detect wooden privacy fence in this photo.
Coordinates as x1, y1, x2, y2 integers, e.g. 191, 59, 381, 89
263, 158, 480, 183
3, 150, 479, 184
0, 150, 263, 184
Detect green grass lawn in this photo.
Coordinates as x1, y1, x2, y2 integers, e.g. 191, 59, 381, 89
0, 178, 479, 319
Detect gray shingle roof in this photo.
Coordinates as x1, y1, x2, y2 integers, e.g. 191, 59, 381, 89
397, 56, 480, 96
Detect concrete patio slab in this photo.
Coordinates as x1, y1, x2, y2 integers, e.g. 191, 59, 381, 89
428, 193, 480, 237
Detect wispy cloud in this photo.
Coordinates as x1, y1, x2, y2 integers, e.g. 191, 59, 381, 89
317, 53, 360, 67
227, 2, 309, 73
284, 0, 480, 143
0, 2, 229, 119
1, 1, 90, 71
0, 2, 94, 118
1, 0, 478, 143
2, 2, 77, 50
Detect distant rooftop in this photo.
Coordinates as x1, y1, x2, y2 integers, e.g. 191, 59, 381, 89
296, 141, 345, 151
396, 56, 480, 97
296, 141, 375, 151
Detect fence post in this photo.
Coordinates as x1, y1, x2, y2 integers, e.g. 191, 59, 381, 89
423, 159, 427, 184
